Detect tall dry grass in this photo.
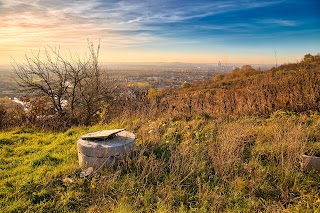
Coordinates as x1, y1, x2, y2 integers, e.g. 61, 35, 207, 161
80, 114, 319, 212
1, 114, 319, 212
207, 120, 257, 181
106, 61, 320, 123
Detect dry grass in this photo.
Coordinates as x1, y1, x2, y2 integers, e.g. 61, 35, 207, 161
1, 114, 320, 212
78, 114, 319, 212
208, 119, 257, 182
1, 55, 320, 212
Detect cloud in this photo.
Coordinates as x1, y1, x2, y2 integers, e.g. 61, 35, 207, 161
99, 0, 282, 25
0, 0, 156, 52
258, 19, 299, 26
0, 0, 283, 43
0, 0, 289, 64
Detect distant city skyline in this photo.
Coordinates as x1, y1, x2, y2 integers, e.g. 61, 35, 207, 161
0, 0, 319, 66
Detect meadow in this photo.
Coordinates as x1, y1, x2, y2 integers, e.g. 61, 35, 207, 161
1, 112, 320, 212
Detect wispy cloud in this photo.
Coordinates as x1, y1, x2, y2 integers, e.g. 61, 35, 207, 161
258, 19, 299, 27
0, 0, 155, 51
0, 0, 284, 43
89, 0, 282, 25
1, 0, 316, 65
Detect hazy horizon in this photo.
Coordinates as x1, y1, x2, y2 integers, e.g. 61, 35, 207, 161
0, 61, 274, 71
1, 0, 319, 66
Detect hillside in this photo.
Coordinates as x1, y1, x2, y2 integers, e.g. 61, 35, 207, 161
1, 54, 320, 212
1, 113, 320, 212
107, 53, 320, 122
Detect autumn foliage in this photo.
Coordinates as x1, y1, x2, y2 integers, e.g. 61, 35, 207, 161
109, 53, 320, 121
1, 53, 319, 130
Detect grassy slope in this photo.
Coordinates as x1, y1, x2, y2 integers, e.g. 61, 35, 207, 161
0, 125, 116, 212
1, 113, 320, 212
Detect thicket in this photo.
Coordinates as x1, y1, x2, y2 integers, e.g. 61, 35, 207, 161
108, 53, 320, 122
1, 53, 319, 130
4, 41, 118, 130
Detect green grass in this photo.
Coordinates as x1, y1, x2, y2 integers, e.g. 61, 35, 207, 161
0, 125, 114, 212
1, 112, 320, 212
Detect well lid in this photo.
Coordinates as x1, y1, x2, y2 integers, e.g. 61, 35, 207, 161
80, 129, 125, 141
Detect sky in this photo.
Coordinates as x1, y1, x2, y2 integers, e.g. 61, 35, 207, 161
0, 0, 319, 66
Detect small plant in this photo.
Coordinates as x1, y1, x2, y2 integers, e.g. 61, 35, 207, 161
181, 81, 191, 88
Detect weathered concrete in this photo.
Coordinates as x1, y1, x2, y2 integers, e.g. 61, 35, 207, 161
77, 129, 135, 169
302, 155, 320, 172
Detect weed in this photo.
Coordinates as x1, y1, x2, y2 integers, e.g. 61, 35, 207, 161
1, 109, 320, 212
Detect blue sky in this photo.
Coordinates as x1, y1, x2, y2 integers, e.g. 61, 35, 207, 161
0, 0, 319, 65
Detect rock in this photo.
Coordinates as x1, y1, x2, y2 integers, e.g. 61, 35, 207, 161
80, 167, 94, 178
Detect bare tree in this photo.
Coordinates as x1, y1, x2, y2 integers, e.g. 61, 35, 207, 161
13, 41, 117, 125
